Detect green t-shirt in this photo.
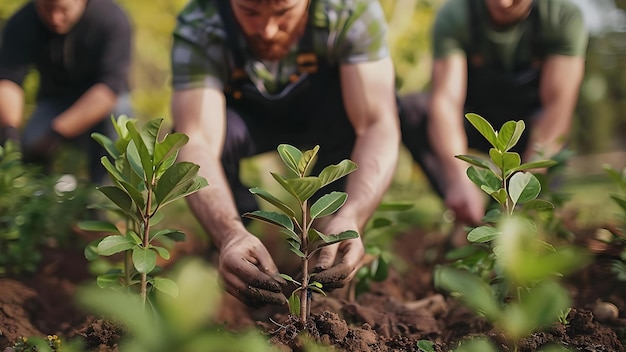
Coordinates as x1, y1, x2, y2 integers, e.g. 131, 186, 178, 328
432, 0, 588, 72
171, 0, 389, 94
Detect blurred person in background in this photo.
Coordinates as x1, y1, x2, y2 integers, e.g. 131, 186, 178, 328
170, 0, 400, 307
399, 0, 588, 246
0, 0, 132, 184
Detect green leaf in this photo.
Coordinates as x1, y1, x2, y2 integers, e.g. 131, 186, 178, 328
416, 340, 435, 352
96, 272, 124, 288
77, 220, 121, 234
376, 201, 414, 211
497, 120, 525, 152
140, 118, 162, 156
280, 228, 301, 244
372, 256, 389, 281
610, 194, 626, 211
153, 277, 179, 298
273, 173, 322, 203
309, 285, 326, 296
133, 246, 157, 274
243, 210, 294, 230
154, 133, 188, 167
465, 113, 499, 149
249, 187, 296, 217
310, 191, 347, 219
522, 199, 555, 212
278, 273, 301, 286
486, 187, 508, 205
91, 132, 119, 159
510, 159, 557, 173
298, 145, 319, 176
509, 172, 541, 207
155, 162, 200, 206
467, 166, 501, 191
503, 281, 571, 340
128, 121, 154, 182
119, 180, 146, 210
98, 186, 135, 219
456, 154, 492, 170
97, 235, 135, 256
152, 246, 170, 260
433, 266, 501, 321
101, 156, 126, 183
277, 144, 302, 176
489, 149, 521, 174
467, 226, 499, 243
288, 292, 301, 316
289, 246, 306, 258
126, 140, 146, 180
318, 159, 357, 188
127, 230, 142, 245
150, 229, 186, 242
371, 217, 393, 229
84, 238, 102, 261
604, 164, 626, 191
314, 230, 359, 248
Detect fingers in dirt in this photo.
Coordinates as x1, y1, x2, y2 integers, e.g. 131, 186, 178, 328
222, 274, 287, 307
312, 262, 352, 290
231, 259, 284, 292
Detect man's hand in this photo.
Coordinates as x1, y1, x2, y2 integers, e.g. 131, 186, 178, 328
444, 176, 485, 227
218, 233, 287, 307
312, 217, 365, 290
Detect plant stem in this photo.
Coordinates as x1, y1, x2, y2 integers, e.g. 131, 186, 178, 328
299, 201, 310, 325
140, 182, 154, 307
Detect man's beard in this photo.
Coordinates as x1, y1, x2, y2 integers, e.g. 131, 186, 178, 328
243, 12, 308, 61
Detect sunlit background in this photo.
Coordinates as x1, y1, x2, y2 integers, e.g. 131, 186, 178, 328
1, 0, 625, 230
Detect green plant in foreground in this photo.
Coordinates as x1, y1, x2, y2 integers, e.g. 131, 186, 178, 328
75, 258, 278, 352
243, 144, 359, 325
434, 114, 587, 352
0, 141, 93, 276
602, 164, 626, 281
78, 116, 207, 307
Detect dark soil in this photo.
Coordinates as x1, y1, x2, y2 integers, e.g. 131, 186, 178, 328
1, 223, 625, 352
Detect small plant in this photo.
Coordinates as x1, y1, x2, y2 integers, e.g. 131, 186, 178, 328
75, 258, 277, 352
78, 116, 207, 307
602, 164, 626, 280
243, 144, 359, 325
0, 141, 94, 276
434, 114, 587, 351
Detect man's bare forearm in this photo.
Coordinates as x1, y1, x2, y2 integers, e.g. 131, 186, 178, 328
179, 139, 248, 251
335, 116, 399, 232
0, 80, 24, 128
52, 83, 117, 138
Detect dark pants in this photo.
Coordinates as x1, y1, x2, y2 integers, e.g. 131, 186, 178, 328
21, 94, 132, 184
398, 92, 536, 198
222, 101, 355, 215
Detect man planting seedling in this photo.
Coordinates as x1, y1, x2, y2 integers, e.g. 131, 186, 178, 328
170, 0, 400, 307
398, 0, 588, 246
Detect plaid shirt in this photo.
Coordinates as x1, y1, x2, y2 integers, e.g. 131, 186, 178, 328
171, 0, 389, 95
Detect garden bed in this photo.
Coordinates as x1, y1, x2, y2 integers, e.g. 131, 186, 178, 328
0, 221, 624, 352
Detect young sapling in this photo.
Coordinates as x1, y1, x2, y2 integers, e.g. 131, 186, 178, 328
243, 144, 359, 325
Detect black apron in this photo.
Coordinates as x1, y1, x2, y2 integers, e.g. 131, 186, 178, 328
464, 0, 543, 153
216, 1, 356, 214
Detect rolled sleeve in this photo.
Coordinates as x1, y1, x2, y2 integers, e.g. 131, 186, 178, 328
330, 0, 390, 64
171, 4, 228, 92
